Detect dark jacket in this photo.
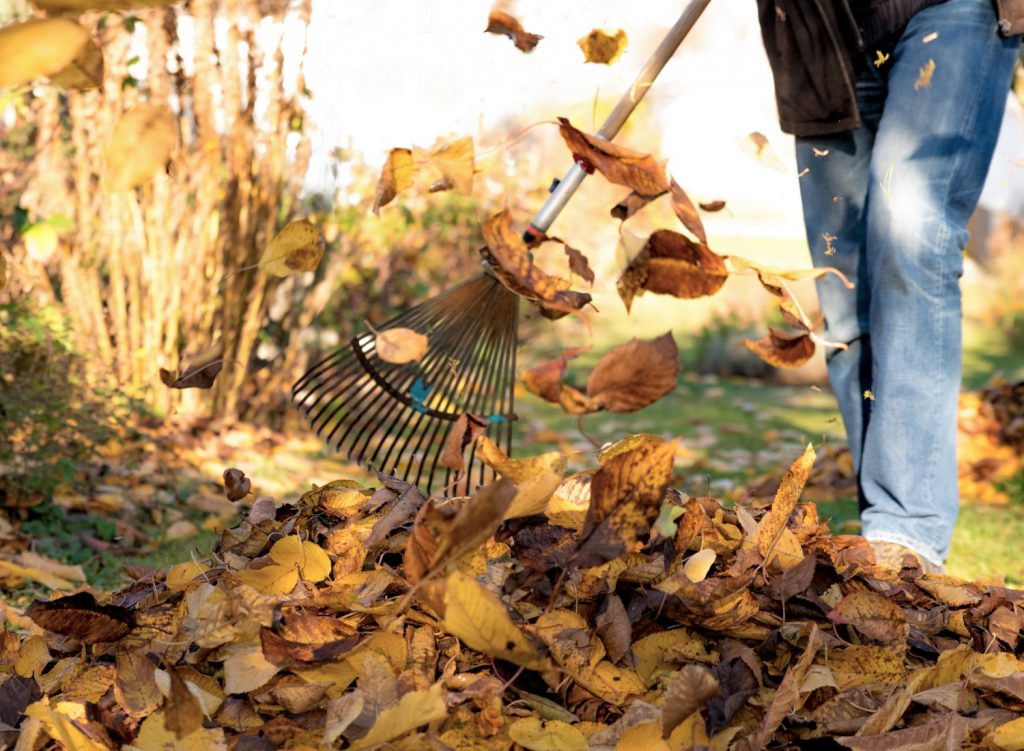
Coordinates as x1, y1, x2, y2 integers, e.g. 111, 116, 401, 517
757, 0, 1024, 137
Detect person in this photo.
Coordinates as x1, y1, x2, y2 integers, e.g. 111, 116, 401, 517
755, 0, 1023, 573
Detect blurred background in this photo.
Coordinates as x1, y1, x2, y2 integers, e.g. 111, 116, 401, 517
2, 0, 1024, 587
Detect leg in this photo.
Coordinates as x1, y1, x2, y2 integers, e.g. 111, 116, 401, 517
859, 0, 1020, 564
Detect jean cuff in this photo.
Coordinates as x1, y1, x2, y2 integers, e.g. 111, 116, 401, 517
863, 532, 944, 566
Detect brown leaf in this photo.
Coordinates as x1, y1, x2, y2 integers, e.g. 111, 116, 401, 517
828, 591, 907, 644
595, 595, 631, 664
699, 200, 726, 212
577, 28, 627, 64
163, 665, 202, 739
26, 591, 134, 644
416, 136, 475, 195
372, 148, 414, 215
521, 349, 583, 404
756, 624, 821, 748
260, 627, 360, 669
669, 179, 707, 244
480, 210, 591, 317
838, 713, 967, 751
431, 479, 518, 570
113, 652, 161, 718
586, 332, 680, 413
642, 229, 728, 300
757, 444, 815, 561
440, 413, 490, 471
739, 131, 788, 172
222, 468, 250, 502
662, 665, 719, 738
557, 117, 670, 196
561, 242, 595, 285
159, 343, 224, 390
575, 437, 677, 568
616, 231, 651, 312
485, 9, 542, 52
774, 551, 817, 604
743, 328, 815, 369
611, 191, 660, 221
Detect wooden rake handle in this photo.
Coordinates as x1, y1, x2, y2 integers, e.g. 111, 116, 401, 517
524, 0, 714, 241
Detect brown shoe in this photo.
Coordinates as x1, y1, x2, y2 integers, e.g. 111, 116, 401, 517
869, 540, 945, 575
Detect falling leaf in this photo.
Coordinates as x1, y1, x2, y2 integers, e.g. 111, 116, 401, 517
415, 136, 475, 194
440, 413, 489, 471
738, 132, 788, 172
699, 200, 726, 212
812, 147, 830, 157
269, 535, 331, 583
743, 328, 815, 369
50, 38, 103, 90
443, 570, 548, 670
923, 31, 939, 43
480, 209, 591, 316
372, 148, 414, 214
915, 59, 936, 89
509, 717, 588, 750
586, 332, 680, 413
260, 218, 324, 277
221, 468, 250, 502
558, 118, 670, 196
670, 179, 707, 244
26, 591, 134, 644
521, 348, 584, 404
873, 50, 890, 67
349, 682, 449, 750
103, 103, 178, 191
373, 327, 429, 365
577, 28, 627, 64
562, 242, 595, 284
864, 389, 875, 400
0, 19, 89, 89
159, 343, 224, 390
642, 229, 729, 300
485, 9, 542, 52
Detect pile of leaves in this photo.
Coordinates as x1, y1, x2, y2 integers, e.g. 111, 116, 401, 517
4, 438, 1024, 750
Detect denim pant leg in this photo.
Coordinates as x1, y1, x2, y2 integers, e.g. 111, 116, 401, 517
796, 0, 1020, 565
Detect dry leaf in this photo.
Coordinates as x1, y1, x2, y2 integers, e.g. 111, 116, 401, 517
828, 591, 907, 644
700, 200, 726, 212
0, 19, 89, 89
662, 665, 719, 737
738, 131, 788, 172
577, 28, 627, 64
159, 342, 224, 390
415, 136, 475, 194
743, 328, 815, 369
670, 179, 707, 244
682, 548, 716, 583
373, 148, 414, 214
260, 218, 324, 277
586, 331, 680, 413
269, 535, 331, 583
443, 570, 548, 670
26, 591, 134, 644
349, 682, 448, 750
485, 9, 542, 52
642, 229, 728, 300
50, 38, 103, 90
440, 413, 489, 471
509, 717, 588, 750
562, 242, 595, 284
104, 103, 178, 191
33, 0, 180, 11
374, 328, 429, 365
915, 59, 936, 89
558, 117, 670, 196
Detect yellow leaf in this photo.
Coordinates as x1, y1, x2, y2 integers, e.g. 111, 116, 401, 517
505, 471, 563, 520
22, 223, 59, 263
129, 710, 227, 751
260, 219, 324, 277
415, 136, 474, 194
577, 28, 627, 65
0, 559, 76, 590
25, 699, 107, 751
443, 570, 548, 670
0, 19, 89, 89
269, 535, 331, 583
478, 435, 567, 485
154, 668, 223, 717
349, 682, 448, 750
222, 646, 279, 695
16, 635, 50, 678
235, 564, 299, 595
373, 147, 415, 214
757, 444, 815, 561
165, 560, 211, 593
374, 328, 429, 365
681, 548, 716, 583
631, 628, 716, 686
50, 38, 103, 90
987, 717, 1024, 751
616, 721, 671, 751
508, 717, 588, 751
104, 103, 178, 191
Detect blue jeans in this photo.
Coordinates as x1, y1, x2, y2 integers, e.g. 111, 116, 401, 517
795, 0, 1020, 564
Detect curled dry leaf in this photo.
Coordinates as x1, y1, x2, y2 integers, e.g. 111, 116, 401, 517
374, 327, 428, 365
669, 178, 707, 244
577, 28, 627, 64
372, 148, 414, 215
618, 229, 728, 312
25, 591, 134, 644
104, 103, 178, 191
743, 328, 816, 369
484, 9, 542, 52
699, 199, 726, 212
0, 18, 89, 89
159, 343, 224, 390
480, 209, 591, 317
521, 347, 585, 404
440, 413, 489, 471
561, 242, 595, 285
260, 218, 324, 277
222, 468, 251, 502
415, 136, 475, 195
557, 117, 669, 196
739, 131, 788, 172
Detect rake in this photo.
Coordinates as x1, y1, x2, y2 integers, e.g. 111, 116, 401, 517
293, 0, 712, 494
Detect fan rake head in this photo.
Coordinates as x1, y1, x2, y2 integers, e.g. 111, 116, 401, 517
292, 272, 519, 495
